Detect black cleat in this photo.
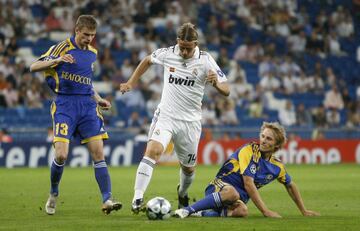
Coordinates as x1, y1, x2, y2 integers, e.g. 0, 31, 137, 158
131, 198, 145, 214
177, 184, 190, 209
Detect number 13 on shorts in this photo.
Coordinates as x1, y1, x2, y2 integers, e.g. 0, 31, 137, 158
55, 123, 68, 136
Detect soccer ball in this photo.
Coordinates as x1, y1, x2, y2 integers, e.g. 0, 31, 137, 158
146, 197, 171, 220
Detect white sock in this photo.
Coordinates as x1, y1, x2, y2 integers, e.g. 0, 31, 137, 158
178, 168, 195, 197
133, 156, 156, 202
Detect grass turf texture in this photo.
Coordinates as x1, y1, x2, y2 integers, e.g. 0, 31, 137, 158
0, 164, 359, 231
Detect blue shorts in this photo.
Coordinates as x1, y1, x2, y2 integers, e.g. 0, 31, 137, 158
205, 178, 249, 204
51, 94, 108, 144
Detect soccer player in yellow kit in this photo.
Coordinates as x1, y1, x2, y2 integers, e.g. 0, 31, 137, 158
175, 122, 320, 218
30, 15, 121, 215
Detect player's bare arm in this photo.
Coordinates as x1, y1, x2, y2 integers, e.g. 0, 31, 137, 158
120, 55, 152, 94
285, 182, 320, 216
30, 54, 75, 72
243, 175, 282, 218
93, 90, 111, 110
205, 70, 230, 96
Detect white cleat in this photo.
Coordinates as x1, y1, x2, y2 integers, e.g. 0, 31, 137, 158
174, 208, 190, 219
45, 194, 57, 215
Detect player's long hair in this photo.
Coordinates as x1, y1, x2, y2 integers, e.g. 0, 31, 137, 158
177, 22, 198, 42
260, 122, 287, 152
75, 15, 97, 30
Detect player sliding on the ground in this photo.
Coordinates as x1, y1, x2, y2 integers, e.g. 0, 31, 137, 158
175, 122, 320, 218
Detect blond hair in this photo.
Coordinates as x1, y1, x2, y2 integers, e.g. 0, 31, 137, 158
177, 22, 198, 42
75, 15, 97, 30
260, 122, 287, 151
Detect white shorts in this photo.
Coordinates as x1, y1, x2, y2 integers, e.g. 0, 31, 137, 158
148, 108, 202, 167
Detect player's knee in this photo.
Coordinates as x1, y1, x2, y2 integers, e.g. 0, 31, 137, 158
145, 141, 164, 160
55, 153, 67, 164
181, 165, 195, 175
231, 205, 248, 217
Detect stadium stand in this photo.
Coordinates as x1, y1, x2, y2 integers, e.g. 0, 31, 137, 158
0, 0, 359, 142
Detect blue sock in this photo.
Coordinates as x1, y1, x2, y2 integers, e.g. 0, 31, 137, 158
201, 210, 221, 217
50, 159, 65, 196
186, 192, 223, 214
94, 160, 112, 203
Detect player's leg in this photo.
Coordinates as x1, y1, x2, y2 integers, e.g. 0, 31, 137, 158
174, 120, 201, 208
131, 111, 173, 213
175, 181, 240, 218
131, 139, 167, 213
177, 165, 194, 208
46, 141, 69, 215
78, 100, 120, 214
46, 100, 74, 215
87, 139, 122, 214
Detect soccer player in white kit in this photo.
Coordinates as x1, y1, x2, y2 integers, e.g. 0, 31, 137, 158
120, 22, 230, 213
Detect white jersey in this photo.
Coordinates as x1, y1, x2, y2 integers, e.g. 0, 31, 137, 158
150, 45, 227, 121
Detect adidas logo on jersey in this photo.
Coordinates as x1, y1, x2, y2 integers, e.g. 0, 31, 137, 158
169, 74, 195, 87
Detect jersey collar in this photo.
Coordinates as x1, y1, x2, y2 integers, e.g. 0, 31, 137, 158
174, 44, 200, 59
70, 36, 89, 50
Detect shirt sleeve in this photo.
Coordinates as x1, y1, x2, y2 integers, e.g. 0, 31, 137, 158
38, 40, 69, 68
205, 52, 227, 83
150, 47, 169, 65
238, 145, 257, 178
277, 163, 292, 185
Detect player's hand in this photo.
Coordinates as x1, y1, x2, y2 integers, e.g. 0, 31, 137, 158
302, 209, 320, 216
55, 54, 75, 64
205, 70, 218, 87
119, 82, 133, 94
97, 98, 111, 110
263, 210, 282, 218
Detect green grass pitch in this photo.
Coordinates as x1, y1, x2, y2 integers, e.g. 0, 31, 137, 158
0, 164, 359, 231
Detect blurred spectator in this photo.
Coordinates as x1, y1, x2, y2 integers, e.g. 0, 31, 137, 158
115, 86, 145, 108
308, 74, 325, 94
3, 80, 18, 108
296, 103, 312, 126
287, 31, 306, 55
312, 105, 328, 128
325, 67, 337, 87
326, 108, 340, 127
323, 84, 344, 110
26, 82, 43, 108
233, 40, 264, 63
0, 128, 13, 143
101, 94, 118, 126
325, 31, 345, 56
312, 129, 325, 140
346, 101, 360, 128
201, 102, 218, 126
278, 100, 296, 127
227, 61, 247, 84
4, 36, 18, 58
220, 99, 239, 125
44, 9, 61, 31
127, 111, 143, 128
259, 72, 281, 92
248, 97, 265, 118
59, 9, 74, 32
146, 92, 160, 118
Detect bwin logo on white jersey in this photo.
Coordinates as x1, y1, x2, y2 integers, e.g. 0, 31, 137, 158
168, 74, 195, 87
